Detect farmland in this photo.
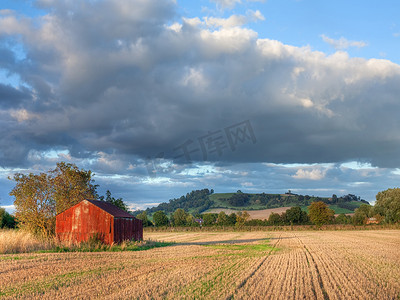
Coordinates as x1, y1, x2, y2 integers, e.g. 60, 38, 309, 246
1, 230, 399, 299
205, 207, 292, 220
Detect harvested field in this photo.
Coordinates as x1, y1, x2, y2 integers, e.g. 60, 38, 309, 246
1, 230, 399, 299
206, 207, 291, 220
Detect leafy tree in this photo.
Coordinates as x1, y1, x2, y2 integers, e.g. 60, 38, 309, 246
0, 208, 17, 229
335, 213, 352, 224
51, 162, 98, 214
9, 162, 98, 237
10, 172, 56, 237
216, 211, 229, 225
268, 212, 282, 225
171, 208, 188, 226
202, 213, 217, 226
153, 211, 169, 227
235, 211, 250, 227
375, 188, 400, 223
308, 201, 334, 227
136, 211, 153, 227
284, 206, 308, 225
185, 214, 197, 227
99, 190, 129, 212
228, 213, 237, 225
352, 204, 372, 225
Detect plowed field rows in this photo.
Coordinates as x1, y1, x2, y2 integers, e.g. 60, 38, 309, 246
1, 230, 399, 299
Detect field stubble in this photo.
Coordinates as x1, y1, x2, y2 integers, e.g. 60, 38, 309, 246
0, 230, 399, 299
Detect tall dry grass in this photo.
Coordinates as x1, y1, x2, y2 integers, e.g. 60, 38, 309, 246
0, 229, 54, 254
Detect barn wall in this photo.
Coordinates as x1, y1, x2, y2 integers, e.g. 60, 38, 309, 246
56, 201, 114, 245
114, 218, 143, 243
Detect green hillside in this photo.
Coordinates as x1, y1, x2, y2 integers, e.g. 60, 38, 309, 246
135, 189, 369, 216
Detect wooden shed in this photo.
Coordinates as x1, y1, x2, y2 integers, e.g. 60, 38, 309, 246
56, 199, 143, 245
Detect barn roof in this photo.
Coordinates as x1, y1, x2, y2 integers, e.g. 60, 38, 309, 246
84, 199, 134, 218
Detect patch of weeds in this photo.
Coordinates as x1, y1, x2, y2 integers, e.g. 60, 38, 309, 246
0, 255, 37, 261
37, 239, 174, 253
204, 239, 279, 256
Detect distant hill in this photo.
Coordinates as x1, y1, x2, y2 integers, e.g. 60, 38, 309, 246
134, 189, 369, 216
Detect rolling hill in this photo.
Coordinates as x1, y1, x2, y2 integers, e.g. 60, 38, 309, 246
135, 189, 369, 216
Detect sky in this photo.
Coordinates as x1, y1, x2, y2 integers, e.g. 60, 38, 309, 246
1, 0, 400, 213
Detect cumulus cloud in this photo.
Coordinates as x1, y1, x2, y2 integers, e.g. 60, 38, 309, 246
321, 34, 368, 50
211, 0, 265, 10
204, 10, 264, 29
293, 168, 327, 180
0, 0, 400, 174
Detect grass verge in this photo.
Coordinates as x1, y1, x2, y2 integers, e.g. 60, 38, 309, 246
39, 239, 174, 253
0, 229, 173, 254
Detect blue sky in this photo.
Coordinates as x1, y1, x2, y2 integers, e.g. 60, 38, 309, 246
1, 0, 400, 213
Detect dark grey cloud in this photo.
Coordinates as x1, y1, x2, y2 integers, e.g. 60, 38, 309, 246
0, 0, 400, 173
0, 83, 31, 108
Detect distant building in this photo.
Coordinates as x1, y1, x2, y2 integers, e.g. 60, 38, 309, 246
366, 217, 379, 225
194, 218, 203, 226
56, 199, 143, 245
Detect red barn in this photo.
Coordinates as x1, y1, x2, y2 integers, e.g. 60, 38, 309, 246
56, 199, 143, 245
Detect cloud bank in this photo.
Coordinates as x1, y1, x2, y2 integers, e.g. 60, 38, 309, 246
0, 0, 400, 177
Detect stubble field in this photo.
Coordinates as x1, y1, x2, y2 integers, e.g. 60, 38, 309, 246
1, 230, 399, 299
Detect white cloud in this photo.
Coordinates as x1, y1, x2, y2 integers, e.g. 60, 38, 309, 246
293, 168, 327, 180
205, 10, 264, 29
1, 205, 15, 214
321, 34, 368, 50
211, 0, 265, 10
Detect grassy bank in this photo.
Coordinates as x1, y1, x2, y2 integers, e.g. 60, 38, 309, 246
0, 229, 172, 254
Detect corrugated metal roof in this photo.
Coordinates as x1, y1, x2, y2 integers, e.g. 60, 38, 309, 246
84, 199, 134, 218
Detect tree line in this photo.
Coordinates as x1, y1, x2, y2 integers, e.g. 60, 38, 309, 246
137, 195, 400, 227
136, 202, 337, 228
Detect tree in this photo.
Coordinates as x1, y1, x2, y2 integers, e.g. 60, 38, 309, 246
375, 188, 400, 223
284, 206, 308, 225
51, 162, 98, 214
136, 211, 153, 227
99, 190, 129, 212
335, 213, 351, 224
308, 201, 334, 227
185, 214, 197, 227
202, 213, 217, 226
172, 208, 188, 226
9, 162, 98, 237
228, 213, 237, 225
153, 211, 169, 227
235, 211, 250, 227
268, 212, 282, 225
0, 208, 17, 229
10, 173, 55, 237
216, 211, 229, 225
352, 204, 372, 225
